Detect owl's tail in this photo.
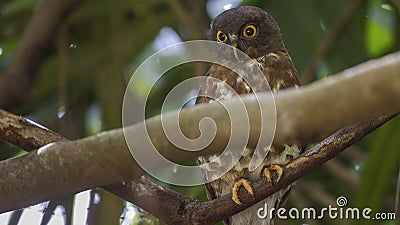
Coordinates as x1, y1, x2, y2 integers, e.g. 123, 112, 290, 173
228, 188, 290, 225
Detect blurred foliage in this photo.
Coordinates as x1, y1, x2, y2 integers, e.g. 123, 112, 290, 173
0, 0, 399, 224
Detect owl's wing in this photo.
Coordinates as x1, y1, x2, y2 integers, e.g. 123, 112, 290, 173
195, 68, 213, 104
196, 66, 233, 201
204, 180, 217, 199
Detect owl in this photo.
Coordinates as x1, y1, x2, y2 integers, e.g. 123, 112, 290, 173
196, 6, 303, 225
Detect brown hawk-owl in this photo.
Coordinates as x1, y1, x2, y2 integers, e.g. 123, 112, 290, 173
196, 6, 303, 225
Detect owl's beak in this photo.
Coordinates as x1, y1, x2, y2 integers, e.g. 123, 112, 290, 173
228, 34, 240, 61
231, 43, 240, 61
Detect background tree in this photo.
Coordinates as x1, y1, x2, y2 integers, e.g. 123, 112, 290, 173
0, 0, 399, 224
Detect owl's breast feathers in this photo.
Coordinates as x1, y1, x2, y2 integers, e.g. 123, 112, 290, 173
196, 49, 301, 169
196, 49, 300, 104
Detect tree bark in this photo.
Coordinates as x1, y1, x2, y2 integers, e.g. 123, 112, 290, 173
0, 109, 397, 223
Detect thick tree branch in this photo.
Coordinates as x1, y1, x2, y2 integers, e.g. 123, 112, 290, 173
0, 0, 83, 109
1, 109, 397, 224
0, 52, 399, 218
0, 113, 141, 212
0, 109, 158, 219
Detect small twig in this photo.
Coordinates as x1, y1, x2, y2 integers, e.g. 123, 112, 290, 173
301, 0, 362, 83
0, 109, 67, 150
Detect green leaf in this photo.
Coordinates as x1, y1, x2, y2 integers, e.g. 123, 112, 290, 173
365, 0, 397, 57
355, 116, 400, 223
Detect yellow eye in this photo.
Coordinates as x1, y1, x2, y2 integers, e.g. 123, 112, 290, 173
216, 30, 227, 43
243, 24, 257, 38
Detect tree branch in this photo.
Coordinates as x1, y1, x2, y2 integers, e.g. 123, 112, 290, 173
0, 0, 84, 110
0, 52, 399, 221
0, 110, 67, 149
0, 111, 143, 212
1, 109, 397, 224
0, 109, 147, 214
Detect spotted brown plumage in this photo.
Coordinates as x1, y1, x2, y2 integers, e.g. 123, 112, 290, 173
196, 6, 303, 225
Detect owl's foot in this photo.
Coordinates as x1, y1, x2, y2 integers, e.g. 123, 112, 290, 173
231, 178, 253, 205
263, 164, 284, 183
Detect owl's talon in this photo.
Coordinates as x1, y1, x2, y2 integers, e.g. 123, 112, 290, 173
263, 167, 272, 183
263, 164, 284, 183
232, 178, 253, 205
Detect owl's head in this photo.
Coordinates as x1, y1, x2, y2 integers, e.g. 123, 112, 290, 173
209, 6, 284, 59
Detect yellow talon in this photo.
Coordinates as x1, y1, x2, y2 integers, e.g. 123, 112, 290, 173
263, 164, 284, 183
263, 167, 272, 183
232, 178, 253, 205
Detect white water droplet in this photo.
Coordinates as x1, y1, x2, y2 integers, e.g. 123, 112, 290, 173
354, 164, 360, 171
57, 106, 66, 118
93, 193, 100, 204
